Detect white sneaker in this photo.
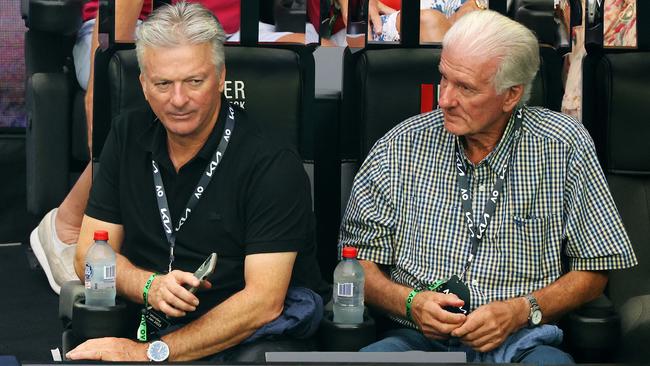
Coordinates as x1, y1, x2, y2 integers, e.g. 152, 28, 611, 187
29, 208, 78, 295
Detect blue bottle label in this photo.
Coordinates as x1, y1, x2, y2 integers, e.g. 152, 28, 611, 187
84, 263, 92, 289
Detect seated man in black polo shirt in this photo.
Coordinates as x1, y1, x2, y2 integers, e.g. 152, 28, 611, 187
65, 2, 326, 361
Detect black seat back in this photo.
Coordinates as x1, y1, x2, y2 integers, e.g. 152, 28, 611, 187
586, 49, 650, 365
585, 53, 650, 307
341, 43, 563, 172
103, 46, 314, 162
580, 3, 650, 362
23, 0, 85, 216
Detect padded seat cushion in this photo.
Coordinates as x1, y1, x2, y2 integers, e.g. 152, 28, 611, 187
595, 53, 650, 173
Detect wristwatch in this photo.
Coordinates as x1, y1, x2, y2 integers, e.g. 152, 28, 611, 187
524, 294, 543, 327
146, 340, 170, 362
475, 0, 488, 10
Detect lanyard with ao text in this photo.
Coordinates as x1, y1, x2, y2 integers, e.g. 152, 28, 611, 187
455, 108, 524, 280
152, 103, 235, 273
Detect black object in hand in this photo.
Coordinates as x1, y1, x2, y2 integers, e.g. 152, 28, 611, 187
435, 275, 471, 315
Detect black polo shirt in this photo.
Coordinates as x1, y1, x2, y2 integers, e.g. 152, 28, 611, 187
86, 98, 327, 320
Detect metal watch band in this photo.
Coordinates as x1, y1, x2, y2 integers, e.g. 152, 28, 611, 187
525, 293, 542, 326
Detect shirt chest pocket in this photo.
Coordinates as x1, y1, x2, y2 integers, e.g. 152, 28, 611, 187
496, 214, 562, 281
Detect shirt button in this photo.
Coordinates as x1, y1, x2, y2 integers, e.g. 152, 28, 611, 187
472, 279, 479, 286
478, 184, 486, 192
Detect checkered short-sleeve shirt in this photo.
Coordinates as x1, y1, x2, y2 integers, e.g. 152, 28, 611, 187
340, 106, 637, 328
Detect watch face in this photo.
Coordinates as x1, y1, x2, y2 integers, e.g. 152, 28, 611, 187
147, 340, 169, 362
531, 309, 543, 325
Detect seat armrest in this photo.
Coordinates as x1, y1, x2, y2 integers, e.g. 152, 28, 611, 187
60, 280, 133, 340
619, 295, 650, 362
562, 294, 621, 363
59, 280, 84, 327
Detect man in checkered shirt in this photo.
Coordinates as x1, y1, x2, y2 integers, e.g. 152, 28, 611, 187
339, 10, 637, 364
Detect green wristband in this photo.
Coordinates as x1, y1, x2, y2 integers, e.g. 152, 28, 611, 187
405, 288, 421, 322
427, 278, 446, 292
142, 272, 158, 307
137, 273, 158, 342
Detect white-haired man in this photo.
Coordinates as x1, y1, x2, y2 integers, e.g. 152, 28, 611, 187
340, 10, 636, 364
65, 2, 326, 362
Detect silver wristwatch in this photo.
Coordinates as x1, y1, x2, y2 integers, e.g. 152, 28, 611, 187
525, 293, 542, 327
147, 340, 170, 362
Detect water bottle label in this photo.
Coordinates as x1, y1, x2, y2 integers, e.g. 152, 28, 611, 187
104, 265, 116, 281
337, 282, 354, 297
84, 263, 92, 289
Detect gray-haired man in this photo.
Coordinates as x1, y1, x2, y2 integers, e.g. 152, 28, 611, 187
340, 9, 636, 364
66, 2, 326, 361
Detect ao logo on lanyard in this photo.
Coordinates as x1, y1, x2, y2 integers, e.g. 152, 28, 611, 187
151, 104, 236, 273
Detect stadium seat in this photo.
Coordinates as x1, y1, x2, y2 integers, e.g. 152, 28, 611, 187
55, 0, 356, 356
510, 0, 571, 50
59, 39, 377, 355
338, 1, 618, 359
23, 0, 86, 218
579, 3, 650, 361
577, 50, 650, 364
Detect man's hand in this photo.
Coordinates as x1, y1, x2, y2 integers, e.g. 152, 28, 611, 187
451, 298, 527, 352
66, 337, 148, 361
148, 270, 211, 317
337, 0, 390, 34
410, 291, 467, 340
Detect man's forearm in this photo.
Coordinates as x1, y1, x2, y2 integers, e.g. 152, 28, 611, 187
534, 270, 607, 324
501, 270, 608, 331
115, 254, 156, 304
115, 0, 144, 42
446, 270, 607, 352
359, 260, 412, 319
161, 286, 283, 361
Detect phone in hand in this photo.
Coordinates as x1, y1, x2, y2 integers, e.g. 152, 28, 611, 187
435, 275, 471, 315
184, 252, 217, 294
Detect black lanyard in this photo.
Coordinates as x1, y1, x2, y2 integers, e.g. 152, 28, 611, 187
455, 108, 523, 280
152, 103, 236, 273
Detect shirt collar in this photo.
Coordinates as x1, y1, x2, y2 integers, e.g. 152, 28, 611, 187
455, 106, 524, 174
139, 96, 230, 169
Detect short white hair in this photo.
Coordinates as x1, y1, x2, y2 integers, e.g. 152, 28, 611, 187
442, 10, 540, 105
135, 1, 226, 73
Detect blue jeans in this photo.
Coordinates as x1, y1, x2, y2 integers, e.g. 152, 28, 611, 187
361, 328, 574, 365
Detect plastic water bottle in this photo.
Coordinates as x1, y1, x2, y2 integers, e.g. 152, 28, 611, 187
84, 230, 116, 307
333, 246, 365, 324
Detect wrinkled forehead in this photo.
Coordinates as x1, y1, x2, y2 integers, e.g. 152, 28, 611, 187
440, 46, 500, 80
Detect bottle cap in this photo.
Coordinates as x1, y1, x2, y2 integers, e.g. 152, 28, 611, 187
94, 230, 109, 241
342, 246, 357, 259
